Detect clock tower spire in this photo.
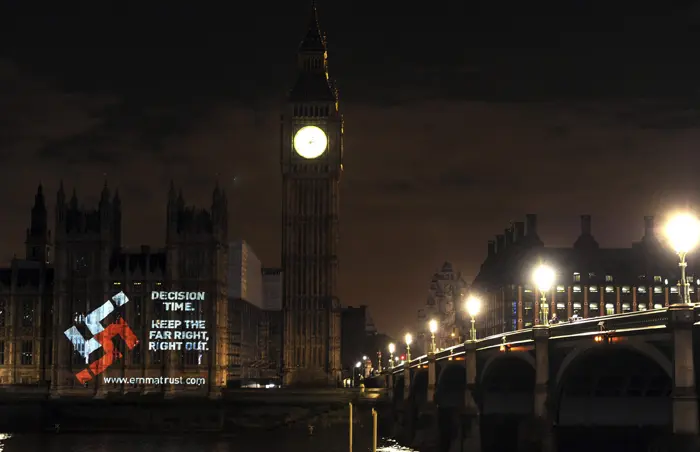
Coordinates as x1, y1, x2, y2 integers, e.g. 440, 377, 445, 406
280, 1, 343, 386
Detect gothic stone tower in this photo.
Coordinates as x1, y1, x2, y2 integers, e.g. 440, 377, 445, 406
281, 3, 343, 385
165, 183, 229, 395
52, 182, 122, 394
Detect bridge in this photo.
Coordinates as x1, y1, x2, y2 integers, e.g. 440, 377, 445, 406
383, 303, 700, 451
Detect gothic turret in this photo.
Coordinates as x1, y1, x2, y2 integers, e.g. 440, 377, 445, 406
25, 184, 51, 263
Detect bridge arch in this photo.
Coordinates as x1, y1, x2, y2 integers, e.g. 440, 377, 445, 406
479, 352, 536, 416
555, 339, 672, 388
436, 362, 466, 408
480, 351, 536, 385
555, 341, 672, 427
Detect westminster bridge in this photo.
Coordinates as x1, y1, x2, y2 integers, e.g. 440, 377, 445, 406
384, 303, 700, 451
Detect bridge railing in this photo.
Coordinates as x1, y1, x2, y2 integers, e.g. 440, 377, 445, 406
549, 308, 669, 338
386, 305, 699, 374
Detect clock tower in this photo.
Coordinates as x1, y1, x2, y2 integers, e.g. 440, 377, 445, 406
281, 2, 343, 386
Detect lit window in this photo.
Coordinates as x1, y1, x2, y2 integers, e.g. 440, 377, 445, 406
654, 276, 662, 283
605, 286, 614, 293
589, 286, 598, 293
622, 303, 631, 312
654, 304, 663, 309
653, 286, 663, 294
605, 275, 613, 282
638, 287, 647, 293
638, 304, 647, 311
671, 287, 679, 293
622, 286, 630, 293
590, 303, 599, 310
556, 285, 565, 293
573, 302, 582, 309
573, 272, 581, 282
573, 285, 581, 293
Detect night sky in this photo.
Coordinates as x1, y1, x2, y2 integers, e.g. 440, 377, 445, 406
2, 1, 700, 338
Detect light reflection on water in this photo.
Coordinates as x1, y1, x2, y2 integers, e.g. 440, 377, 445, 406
0, 433, 417, 452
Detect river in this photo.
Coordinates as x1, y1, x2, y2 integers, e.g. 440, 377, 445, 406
0, 433, 416, 452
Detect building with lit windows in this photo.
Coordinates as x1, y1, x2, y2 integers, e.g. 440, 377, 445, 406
472, 214, 699, 337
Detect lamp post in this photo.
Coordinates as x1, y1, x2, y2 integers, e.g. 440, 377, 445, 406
533, 264, 555, 326
388, 343, 395, 369
405, 333, 412, 363
428, 319, 438, 353
665, 213, 700, 304
465, 295, 481, 341
354, 361, 361, 387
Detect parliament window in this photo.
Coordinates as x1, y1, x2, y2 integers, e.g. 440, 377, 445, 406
20, 341, 33, 365
22, 300, 34, 327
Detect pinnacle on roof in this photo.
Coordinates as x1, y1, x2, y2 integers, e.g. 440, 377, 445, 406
299, 1, 326, 52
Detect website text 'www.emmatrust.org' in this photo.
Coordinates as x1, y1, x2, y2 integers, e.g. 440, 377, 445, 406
103, 376, 206, 386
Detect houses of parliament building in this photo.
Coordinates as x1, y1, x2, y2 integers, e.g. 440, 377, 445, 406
0, 183, 230, 395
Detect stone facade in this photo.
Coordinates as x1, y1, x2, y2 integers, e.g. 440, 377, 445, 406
0, 183, 230, 396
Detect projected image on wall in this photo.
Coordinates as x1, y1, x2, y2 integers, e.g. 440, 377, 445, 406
64, 290, 210, 387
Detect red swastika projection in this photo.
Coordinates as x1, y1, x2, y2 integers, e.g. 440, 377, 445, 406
75, 318, 139, 384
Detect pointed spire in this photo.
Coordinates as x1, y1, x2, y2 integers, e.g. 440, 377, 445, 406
299, 1, 326, 52
70, 189, 78, 209
57, 180, 65, 202
34, 184, 45, 208
100, 180, 110, 202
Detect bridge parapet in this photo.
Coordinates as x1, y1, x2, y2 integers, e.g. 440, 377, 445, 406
549, 308, 670, 338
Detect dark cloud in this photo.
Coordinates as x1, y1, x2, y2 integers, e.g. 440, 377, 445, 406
3, 3, 700, 338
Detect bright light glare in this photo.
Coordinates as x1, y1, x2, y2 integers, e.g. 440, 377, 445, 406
533, 265, 555, 292
388, 342, 395, 354
465, 296, 481, 317
355, 361, 361, 368
428, 319, 438, 334
665, 213, 700, 254
362, 355, 368, 361
404, 333, 412, 346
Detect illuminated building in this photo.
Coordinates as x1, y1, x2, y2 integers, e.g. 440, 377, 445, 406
260, 268, 282, 380
280, 4, 342, 385
472, 214, 700, 337
0, 183, 230, 396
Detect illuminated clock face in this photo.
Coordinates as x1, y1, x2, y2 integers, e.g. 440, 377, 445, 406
294, 126, 328, 159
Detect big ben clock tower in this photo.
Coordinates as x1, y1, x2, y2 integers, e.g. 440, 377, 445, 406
281, 2, 343, 386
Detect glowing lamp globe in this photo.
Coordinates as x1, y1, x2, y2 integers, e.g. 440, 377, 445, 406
533, 265, 555, 292
355, 362, 361, 368
428, 319, 438, 334
465, 296, 481, 317
665, 213, 700, 255
404, 333, 412, 346
388, 343, 395, 354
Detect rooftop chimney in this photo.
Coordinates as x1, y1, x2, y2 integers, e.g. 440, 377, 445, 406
505, 228, 514, 246
487, 240, 495, 258
526, 214, 538, 237
581, 215, 592, 236
496, 234, 505, 253
514, 222, 525, 242
644, 216, 654, 237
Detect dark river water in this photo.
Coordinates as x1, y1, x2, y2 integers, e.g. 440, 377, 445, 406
0, 433, 415, 452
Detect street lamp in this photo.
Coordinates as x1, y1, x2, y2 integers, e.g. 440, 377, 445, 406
388, 343, 395, 369
665, 213, 700, 304
465, 295, 481, 341
404, 333, 412, 362
354, 361, 361, 387
428, 319, 438, 353
533, 264, 555, 326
